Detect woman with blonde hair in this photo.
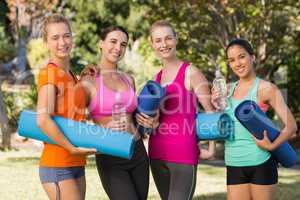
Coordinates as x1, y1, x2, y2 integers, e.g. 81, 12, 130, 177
135, 20, 215, 200
37, 14, 96, 200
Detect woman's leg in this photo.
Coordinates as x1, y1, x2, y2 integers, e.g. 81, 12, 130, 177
150, 160, 197, 200
129, 142, 150, 200
58, 178, 84, 200
76, 175, 86, 199
250, 157, 278, 200
42, 179, 83, 200
250, 184, 277, 200
226, 165, 251, 200
40, 166, 86, 200
150, 159, 171, 200
96, 155, 139, 200
166, 162, 197, 200
41, 183, 58, 200
227, 184, 251, 200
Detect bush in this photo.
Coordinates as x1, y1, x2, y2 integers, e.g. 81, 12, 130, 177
0, 26, 15, 62
2, 84, 37, 130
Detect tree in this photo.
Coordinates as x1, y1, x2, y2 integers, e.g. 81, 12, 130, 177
134, 0, 300, 125
0, 83, 10, 150
138, 0, 300, 80
0, 1, 13, 150
61, 0, 148, 73
1, 0, 58, 79
0, 0, 59, 150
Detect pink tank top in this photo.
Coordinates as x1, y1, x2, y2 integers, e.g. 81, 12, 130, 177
149, 62, 200, 165
88, 74, 137, 119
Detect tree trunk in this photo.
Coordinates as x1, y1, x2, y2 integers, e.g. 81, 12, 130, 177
0, 123, 11, 150
0, 80, 10, 150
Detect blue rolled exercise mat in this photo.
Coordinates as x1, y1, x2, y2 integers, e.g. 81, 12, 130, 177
18, 110, 135, 159
135, 80, 166, 134
235, 100, 297, 168
196, 112, 234, 141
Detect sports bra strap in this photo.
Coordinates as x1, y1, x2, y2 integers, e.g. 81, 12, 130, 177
120, 74, 134, 89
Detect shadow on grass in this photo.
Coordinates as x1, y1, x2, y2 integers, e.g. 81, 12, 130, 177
277, 178, 300, 200
200, 160, 225, 168
194, 192, 226, 200
86, 156, 97, 168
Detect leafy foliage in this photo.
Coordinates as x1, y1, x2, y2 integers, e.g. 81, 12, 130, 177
0, 1, 15, 62
1, 0, 300, 131
136, 0, 300, 80
62, 0, 149, 74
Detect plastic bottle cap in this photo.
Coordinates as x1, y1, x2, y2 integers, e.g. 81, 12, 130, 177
215, 70, 222, 78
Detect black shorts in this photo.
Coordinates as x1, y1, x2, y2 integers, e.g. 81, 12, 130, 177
227, 157, 278, 185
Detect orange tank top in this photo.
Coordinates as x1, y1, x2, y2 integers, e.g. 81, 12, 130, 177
37, 63, 87, 167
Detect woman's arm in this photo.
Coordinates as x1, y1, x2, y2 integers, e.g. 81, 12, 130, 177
253, 81, 297, 151
188, 65, 217, 155
199, 141, 215, 160
80, 75, 97, 107
189, 65, 215, 112
37, 84, 96, 155
125, 74, 136, 91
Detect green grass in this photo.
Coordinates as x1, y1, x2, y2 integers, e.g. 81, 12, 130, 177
1, 149, 300, 200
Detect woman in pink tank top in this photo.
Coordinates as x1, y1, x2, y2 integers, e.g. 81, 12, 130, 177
80, 26, 149, 200
136, 20, 215, 200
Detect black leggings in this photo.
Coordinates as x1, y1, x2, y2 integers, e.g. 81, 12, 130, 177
150, 159, 197, 200
96, 139, 149, 200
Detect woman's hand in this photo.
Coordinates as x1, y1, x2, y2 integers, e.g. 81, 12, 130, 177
135, 110, 160, 129
106, 119, 128, 132
199, 141, 215, 160
69, 146, 97, 156
252, 130, 275, 151
80, 64, 98, 79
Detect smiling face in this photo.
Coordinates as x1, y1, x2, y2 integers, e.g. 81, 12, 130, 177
99, 30, 128, 64
150, 26, 177, 60
44, 22, 73, 59
226, 45, 256, 79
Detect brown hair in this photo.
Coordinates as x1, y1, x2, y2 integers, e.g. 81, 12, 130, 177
99, 25, 129, 41
149, 20, 176, 40
42, 14, 71, 41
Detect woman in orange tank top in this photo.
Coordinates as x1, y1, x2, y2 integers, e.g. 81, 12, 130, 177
36, 14, 96, 200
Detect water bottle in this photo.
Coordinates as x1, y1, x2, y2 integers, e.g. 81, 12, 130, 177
112, 93, 127, 123
213, 69, 228, 111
